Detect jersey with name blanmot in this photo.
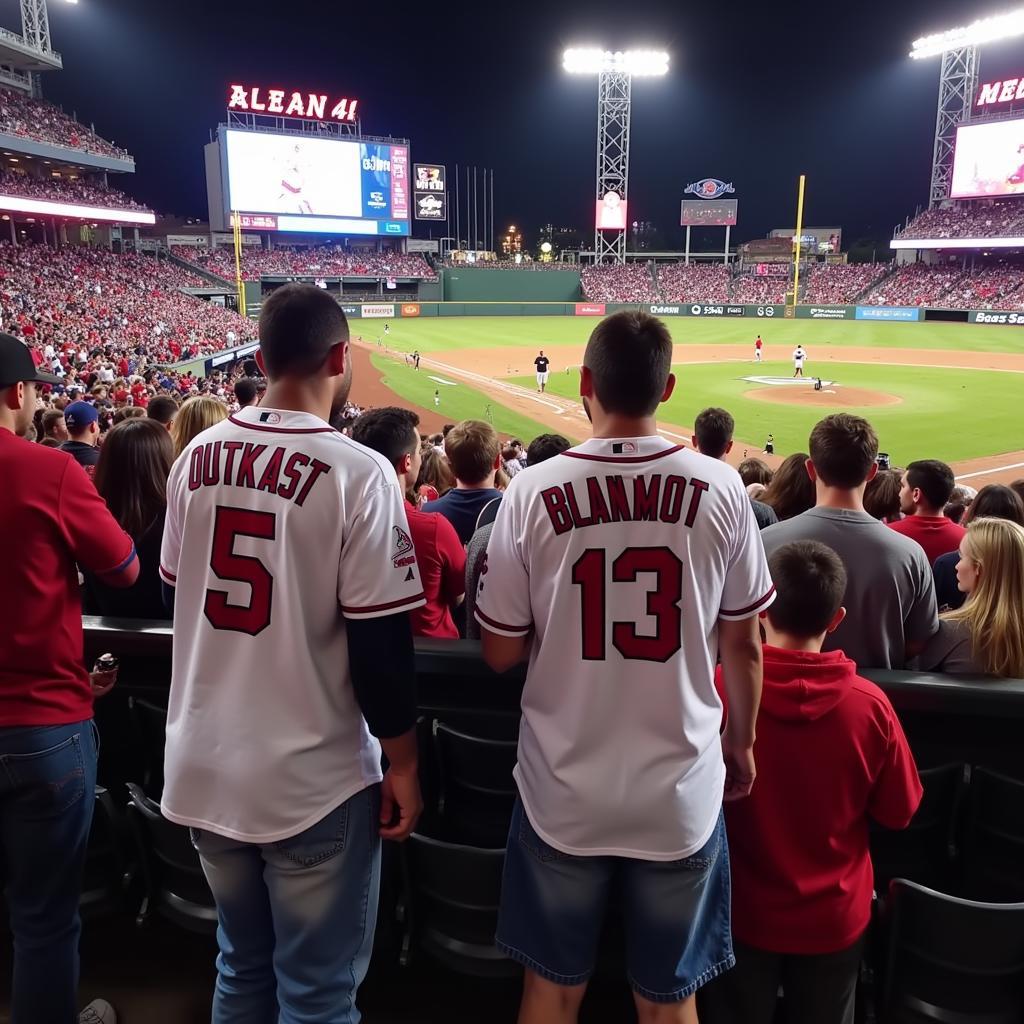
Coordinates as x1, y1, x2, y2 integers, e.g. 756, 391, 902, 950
159, 406, 425, 843
476, 435, 774, 860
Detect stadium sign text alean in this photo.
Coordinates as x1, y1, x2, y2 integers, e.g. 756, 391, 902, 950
976, 76, 1024, 108
227, 84, 359, 123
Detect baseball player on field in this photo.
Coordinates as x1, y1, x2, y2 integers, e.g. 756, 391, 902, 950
160, 284, 425, 1020
477, 310, 774, 1024
754, 335, 763, 363
534, 350, 550, 392
793, 345, 807, 377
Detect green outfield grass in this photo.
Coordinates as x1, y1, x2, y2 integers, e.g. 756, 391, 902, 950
370, 353, 550, 441
511, 361, 1021, 465
365, 316, 1024, 355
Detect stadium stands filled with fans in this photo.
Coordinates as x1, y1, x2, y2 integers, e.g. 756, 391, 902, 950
0, 87, 128, 158
171, 245, 437, 282
897, 200, 1024, 240
731, 274, 787, 303
803, 262, 890, 303
0, 242, 254, 380
862, 262, 966, 307
0, 169, 151, 211
657, 263, 730, 302
581, 262, 658, 301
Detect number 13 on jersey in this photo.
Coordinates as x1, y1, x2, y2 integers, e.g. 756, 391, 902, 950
572, 546, 683, 663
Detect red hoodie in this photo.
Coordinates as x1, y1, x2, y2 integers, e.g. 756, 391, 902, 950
718, 646, 922, 954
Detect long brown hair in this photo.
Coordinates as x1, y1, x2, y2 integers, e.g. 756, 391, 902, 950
761, 452, 816, 521
416, 446, 455, 496
171, 396, 228, 458
94, 418, 174, 538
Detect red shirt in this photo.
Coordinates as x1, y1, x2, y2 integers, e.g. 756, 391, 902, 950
0, 429, 135, 726
887, 515, 965, 566
718, 646, 921, 954
404, 499, 465, 639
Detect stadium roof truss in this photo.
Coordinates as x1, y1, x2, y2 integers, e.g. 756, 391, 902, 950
930, 45, 979, 206
594, 70, 630, 265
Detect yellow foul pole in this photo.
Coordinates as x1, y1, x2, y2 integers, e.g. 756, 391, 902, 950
791, 175, 806, 310
232, 211, 246, 319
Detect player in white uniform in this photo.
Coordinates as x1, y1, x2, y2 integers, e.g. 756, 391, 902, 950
278, 143, 313, 214
534, 350, 550, 392
793, 345, 807, 377
477, 310, 773, 1024
160, 284, 425, 1021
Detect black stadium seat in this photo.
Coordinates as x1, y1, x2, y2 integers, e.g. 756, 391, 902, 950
870, 763, 967, 896
402, 832, 517, 979
880, 879, 1024, 1024
128, 696, 168, 799
126, 782, 217, 934
434, 722, 518, 848
962, 767, 1024, 903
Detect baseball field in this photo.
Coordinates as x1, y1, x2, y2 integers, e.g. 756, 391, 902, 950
350, 316, 1024, 484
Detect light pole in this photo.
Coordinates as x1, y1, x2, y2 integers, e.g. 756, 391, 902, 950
563, 48, 669, 265
911, 8, 1024, 206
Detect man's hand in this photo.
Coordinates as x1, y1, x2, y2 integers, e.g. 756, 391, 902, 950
722, 737, 756, 802
379, 766, 422, 841
89, 667, 118, 699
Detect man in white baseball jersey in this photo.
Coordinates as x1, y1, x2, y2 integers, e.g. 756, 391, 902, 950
160, 283, 425, 1021
477, 310, 773, 1024
793, 344, 807, 377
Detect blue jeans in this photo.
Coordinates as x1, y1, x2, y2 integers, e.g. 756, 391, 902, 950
192, 784, 382, 1024
0, 719, 98, 1024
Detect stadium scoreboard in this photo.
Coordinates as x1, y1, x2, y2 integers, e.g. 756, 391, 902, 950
951, 116, 1024, 200
206, 127, 410, 236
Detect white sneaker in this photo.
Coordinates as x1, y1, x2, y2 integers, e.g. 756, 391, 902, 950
79, 999, 117, 1024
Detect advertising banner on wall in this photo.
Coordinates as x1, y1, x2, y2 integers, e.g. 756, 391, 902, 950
797, 305, 855, 320
968, 309, 1024, 325
855, 306, 921, 321
575, 303, 606, 315
400, 303, 421, 317
361, 303, 395, 318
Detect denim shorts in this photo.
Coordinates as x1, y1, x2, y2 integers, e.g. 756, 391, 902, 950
496, 799, 734, 1003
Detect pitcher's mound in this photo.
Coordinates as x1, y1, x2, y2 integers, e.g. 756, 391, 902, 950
744, 386, 902, 408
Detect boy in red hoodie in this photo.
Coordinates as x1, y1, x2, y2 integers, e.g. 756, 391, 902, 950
700, 539, 922, 1024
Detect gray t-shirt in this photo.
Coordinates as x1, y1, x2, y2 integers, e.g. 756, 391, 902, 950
464, 522, 493, 641
760, 507, 939, 670
911, 617, 980, 675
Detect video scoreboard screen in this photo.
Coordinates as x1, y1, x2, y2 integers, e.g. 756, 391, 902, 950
951, 117, 1024, 199
221, 128, 409, 235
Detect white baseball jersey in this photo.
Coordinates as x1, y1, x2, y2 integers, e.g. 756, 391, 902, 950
159, 405, 425, 843
793, 347, 806, 364
476, 435, 774, 861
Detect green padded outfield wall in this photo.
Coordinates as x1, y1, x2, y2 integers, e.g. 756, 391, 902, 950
441, 267, 582, 302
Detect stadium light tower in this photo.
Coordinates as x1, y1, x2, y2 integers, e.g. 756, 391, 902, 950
563, 48, 669, 264
910, 7, 1024, 206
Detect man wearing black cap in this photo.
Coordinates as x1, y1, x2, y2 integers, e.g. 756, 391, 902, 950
61, 399, 101, 472
0, 332, 139, 1024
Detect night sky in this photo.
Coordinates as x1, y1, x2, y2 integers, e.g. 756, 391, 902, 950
35, 0, 1024, 250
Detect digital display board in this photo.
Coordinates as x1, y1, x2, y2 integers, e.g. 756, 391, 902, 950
222, 129, 409, 235
681, 199, 737, 226
951, 117, 1024, 199
596, 191, 627, 230
413, 163, 446, 221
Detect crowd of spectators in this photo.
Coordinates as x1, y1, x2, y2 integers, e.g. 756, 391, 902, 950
939, 265, 1024, 310
657, 263, 731, 302
0, 169, 151, 212
0, 243, 255, 394
0, 87, 128, 158
898, 200, 1024, 240
172, 245, 437, 282
803, 263, 889, 303
862, 263, 966, 307
580, 262, 658, 301
730, 274, 787, 303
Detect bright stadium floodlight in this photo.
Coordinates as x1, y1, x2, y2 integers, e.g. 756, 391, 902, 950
563, 46, 669, 263
562, 48, 669, 76
910, 7, 1024, 59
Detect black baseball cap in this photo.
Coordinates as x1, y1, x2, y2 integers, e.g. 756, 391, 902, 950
0, 332, 62, 388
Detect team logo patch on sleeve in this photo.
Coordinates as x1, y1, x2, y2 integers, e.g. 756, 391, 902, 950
392, 525, 416, 567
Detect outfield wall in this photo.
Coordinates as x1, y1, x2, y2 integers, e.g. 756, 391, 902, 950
440, 267, 582, 302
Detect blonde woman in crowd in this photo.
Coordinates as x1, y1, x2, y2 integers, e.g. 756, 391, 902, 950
915, 518, 1024, 678
171, 396, 228, 458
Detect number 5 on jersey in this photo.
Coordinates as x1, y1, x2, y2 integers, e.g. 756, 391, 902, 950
205, 506, 277, 636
